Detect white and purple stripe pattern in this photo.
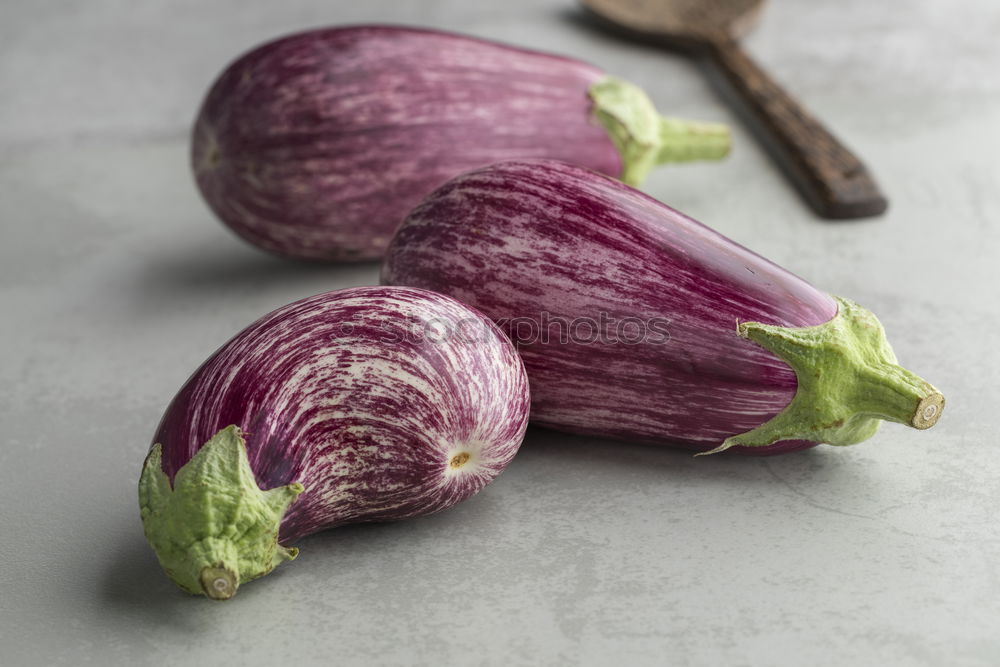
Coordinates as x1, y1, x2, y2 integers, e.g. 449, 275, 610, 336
382, 160, 839, 455
192, 25, 621, 261
153, 287, 530, 541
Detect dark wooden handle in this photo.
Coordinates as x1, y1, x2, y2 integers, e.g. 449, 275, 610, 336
706, 38, 888, 219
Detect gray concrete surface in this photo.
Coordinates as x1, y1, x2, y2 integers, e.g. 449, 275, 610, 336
1, 1, 998, 665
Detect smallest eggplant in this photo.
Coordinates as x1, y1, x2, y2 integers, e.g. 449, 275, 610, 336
139, 287, 530, 599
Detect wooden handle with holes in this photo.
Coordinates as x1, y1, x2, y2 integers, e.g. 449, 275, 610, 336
705, 37, 888, 219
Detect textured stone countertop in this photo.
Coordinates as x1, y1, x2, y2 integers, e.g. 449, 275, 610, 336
2, 1, 997, 665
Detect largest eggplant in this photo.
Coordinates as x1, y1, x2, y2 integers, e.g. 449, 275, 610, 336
192, 25, 730, 261
382, 160, 944, 455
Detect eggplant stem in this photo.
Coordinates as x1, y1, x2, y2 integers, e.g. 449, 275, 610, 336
698, 296, 945, 455
588, 76, 732, 187
138, 426, 305, 599
655, 117, 731, 165
200, 566, 239, 601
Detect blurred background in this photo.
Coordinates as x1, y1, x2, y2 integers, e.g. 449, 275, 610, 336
1, 1, 998, 665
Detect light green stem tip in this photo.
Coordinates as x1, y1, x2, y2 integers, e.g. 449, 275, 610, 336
699, 296, 945, 455
588, 75, 732, 187
138, 425, 305, 600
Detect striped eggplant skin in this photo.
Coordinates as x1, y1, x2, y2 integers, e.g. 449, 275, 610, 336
152, 286, 530, 542
382, 160, 840, 456
192, 25, 624, 261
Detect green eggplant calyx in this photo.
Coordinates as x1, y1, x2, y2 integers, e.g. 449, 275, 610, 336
699, 296, 945, 455
588, 75, 731, 186
137, 425, 304, 599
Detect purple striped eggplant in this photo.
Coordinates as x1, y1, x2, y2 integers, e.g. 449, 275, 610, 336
381, 159, 944, 455
191, 25, 730, 261
138, 286, 529, 599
